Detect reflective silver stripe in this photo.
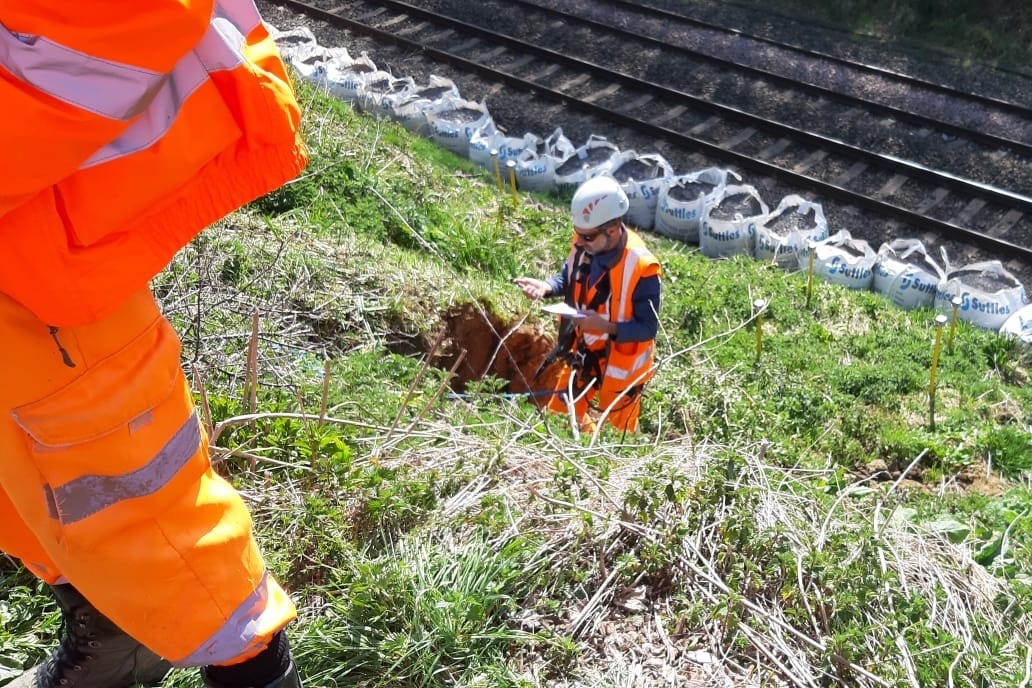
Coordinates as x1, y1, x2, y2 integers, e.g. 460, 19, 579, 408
606, 346, 653, 381
175, 571, 280, 667
202, 17, 250, 71
83, 55, 207, 167
633, 346, 653, 371
214, 0, 264, 34
3, 0, 260, 168
0, 24, 165, 121
606, 362, 632, 380
83, 15, 249, 168
49, 413, 201, 525
615, 245, 649, 321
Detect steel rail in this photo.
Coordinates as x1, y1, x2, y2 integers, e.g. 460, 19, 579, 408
271, 0, 1032, 264
707, 0, 1032, 84
506, 0, 1032, 157
608, 0, 1032, 117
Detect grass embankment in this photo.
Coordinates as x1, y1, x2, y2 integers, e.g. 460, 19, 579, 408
2, 81, 1031, 687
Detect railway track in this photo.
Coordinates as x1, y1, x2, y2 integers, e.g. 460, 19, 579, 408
260, 0, 1032, 290
657, 0, 1032, 103
515, 0, 1032, 158
612, 0, 1031, 120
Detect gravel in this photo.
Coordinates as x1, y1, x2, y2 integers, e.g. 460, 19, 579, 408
257, 0, 1032, 294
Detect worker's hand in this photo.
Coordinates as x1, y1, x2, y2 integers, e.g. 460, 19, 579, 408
513, 277, 551, 301
578, 310, 617, 335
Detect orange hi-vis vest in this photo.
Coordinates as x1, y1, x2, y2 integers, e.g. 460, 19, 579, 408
0, 0, 308, 326
563, 227, 661, 391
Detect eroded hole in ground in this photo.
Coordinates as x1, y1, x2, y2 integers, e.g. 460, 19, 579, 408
433, 303, 563, 399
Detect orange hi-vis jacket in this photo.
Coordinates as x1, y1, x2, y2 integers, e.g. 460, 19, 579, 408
0, 0, 308, 667
550, 227, 661, 431
0, 0, 308, 326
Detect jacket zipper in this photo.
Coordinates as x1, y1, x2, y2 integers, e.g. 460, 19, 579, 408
48, 326, 77, 368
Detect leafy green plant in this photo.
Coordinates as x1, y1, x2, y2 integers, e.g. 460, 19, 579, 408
0, 577, 57, 682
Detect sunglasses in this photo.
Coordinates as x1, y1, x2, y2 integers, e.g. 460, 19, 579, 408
574, 224, 607, 241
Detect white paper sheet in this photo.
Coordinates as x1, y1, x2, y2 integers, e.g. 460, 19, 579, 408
542, 302, 586, 318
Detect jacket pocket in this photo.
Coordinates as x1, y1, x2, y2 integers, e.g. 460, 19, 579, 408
11, 317, 198, 532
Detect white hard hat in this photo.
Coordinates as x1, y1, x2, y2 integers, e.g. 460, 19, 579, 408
570, 175, 628, 230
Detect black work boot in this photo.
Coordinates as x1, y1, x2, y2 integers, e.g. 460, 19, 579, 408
201, 660, 302, 688
9, 584, 171, 688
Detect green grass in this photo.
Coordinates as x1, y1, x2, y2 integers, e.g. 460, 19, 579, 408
293, 531, 555, 687
3, 79, 1031, 687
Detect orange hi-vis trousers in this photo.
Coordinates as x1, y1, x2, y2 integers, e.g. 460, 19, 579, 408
0, 289, 295, 667
546, 362, 642, 433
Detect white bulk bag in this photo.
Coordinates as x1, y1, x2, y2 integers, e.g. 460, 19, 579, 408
469, 125, 541, 174
514, 128, 576, 193
391, 77, 462, 135
270, 25, 319, 56
270, 26, 319, 69
427, 98, 493, 157
609, 152, 673, 230
1000, 304, 1032, 344
271, 26, 352, 81
359, 74, 415, 117
933, 261, 1029, 330
754, 195, 828, 269
553, 135, 621, 192
872, 239, 944, 310
803, 230, 877, 290
700, 184, 768, 259
654, 167, 736, 243
320, 52, 380, 105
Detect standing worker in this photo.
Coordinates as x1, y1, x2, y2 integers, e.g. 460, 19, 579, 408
515, 175, 662, 433
1, 2, 308, 687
